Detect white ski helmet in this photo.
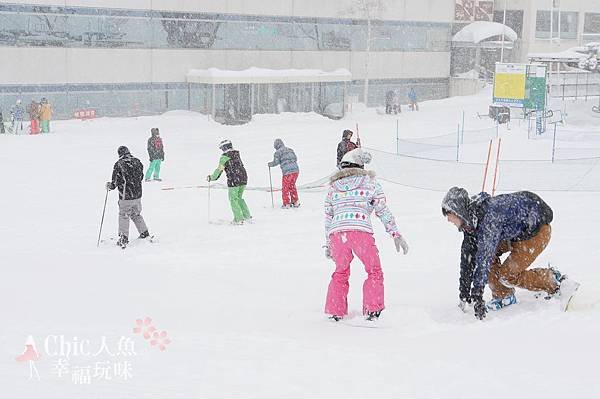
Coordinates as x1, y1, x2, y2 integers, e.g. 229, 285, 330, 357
218, 139, 232, 151
340, 148, 372, 169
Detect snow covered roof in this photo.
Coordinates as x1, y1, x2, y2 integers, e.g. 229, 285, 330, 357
186, 67, 352, 84
452, 21, 518, 44
528, 50, 588, 63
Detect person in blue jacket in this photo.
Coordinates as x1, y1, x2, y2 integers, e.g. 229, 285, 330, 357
441, 187, 576, 320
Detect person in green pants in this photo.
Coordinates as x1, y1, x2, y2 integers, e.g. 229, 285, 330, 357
145, 127, 165, 181
207, 139, 251, 224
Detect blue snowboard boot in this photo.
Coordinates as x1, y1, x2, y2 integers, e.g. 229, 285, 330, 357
486, 293, 517, 311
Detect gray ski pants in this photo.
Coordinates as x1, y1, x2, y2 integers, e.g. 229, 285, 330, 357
118, 198, 148, 237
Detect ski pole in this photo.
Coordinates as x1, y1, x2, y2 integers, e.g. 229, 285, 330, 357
268, 166, 274, 208
355, 122, 361, 147
481, 139, 493, 192
207, 179, 211, 223
491, 138, 502, 197
97, 187, 109, 247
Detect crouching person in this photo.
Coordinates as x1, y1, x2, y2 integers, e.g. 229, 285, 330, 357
441, 187, 579, 320
324, 148, 409, 322
106, 146, 150, 248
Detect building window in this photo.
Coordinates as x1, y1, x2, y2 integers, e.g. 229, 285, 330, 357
583, 13, 600, 44
0, 4, 450, 52
535, 10, 578, 40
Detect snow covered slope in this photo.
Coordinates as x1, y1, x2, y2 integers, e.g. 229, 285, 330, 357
1, 90, 599, 398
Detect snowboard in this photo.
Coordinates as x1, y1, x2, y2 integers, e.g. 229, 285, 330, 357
559, 279, 580, 312
327, 311, 383, 328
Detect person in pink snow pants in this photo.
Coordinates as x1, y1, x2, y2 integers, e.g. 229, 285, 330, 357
323, 148, 409, 321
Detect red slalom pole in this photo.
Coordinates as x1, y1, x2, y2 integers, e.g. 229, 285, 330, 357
491, 138, 502, 197
481, 139, 493, 192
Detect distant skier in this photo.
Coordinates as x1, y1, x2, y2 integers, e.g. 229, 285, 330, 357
324, 148, 409, 322
207, 139, 251, 224
106, 146, 151, 248
27, 99, 40, 134
39, 98, 52, 133
441, 187, 579, 320
408, 87, 419, 111
336, 129, 360, 168
145, 127, 164, 182
268, 138, 300, 208
11, 99, 25, 134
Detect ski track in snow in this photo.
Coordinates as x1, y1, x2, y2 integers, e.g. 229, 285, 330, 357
1, 89, 599, 398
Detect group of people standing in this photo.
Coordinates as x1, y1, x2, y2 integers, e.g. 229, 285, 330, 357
0, 98, 52, 135
384, 87, 419, 115
103, 124, 578, 322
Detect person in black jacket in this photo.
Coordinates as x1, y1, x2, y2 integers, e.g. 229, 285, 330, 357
442, 187, 577, 320
336, 129, 360, 168
106, 146, 150, 248
145, 127, 164, 182
207, 139, 251, 224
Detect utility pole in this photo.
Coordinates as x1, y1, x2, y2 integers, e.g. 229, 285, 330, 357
500, 0, 508, 63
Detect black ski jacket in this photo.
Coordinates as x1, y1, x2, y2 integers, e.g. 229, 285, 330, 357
109, 154, 144, 200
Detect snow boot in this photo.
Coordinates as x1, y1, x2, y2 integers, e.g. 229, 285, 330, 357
139, 230, 150, 239
291, 202, 301, 208
116, 234, 129, 249
486, 293, 517, 311
328, 315, 343, 322
365, 310, 381, 321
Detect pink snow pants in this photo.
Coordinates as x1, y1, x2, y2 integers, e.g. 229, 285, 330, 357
325, 231, 384, 316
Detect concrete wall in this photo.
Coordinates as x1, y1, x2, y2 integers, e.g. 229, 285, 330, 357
2, 47, 450, 85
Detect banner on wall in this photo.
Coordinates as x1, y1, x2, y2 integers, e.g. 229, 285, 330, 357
455, 0, 495, 22
493, 63, 527, 106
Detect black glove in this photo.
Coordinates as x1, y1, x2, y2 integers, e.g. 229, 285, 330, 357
470, 286, 486, 320
206, 175, 211, 182
105, 182, 114, 190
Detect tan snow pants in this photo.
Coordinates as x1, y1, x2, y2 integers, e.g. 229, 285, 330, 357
488, 224, 559, 298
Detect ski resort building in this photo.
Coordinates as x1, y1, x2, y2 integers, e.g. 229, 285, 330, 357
0, 1, 454, 121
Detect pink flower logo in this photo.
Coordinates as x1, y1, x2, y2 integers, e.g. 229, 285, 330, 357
133, 317, 156, 340
150, 331, 171, 351
133, 317, 171, 351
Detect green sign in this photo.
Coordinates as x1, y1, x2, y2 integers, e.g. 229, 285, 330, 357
524, 65, 547, 110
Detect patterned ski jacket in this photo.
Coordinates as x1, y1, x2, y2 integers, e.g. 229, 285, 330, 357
324, 168, 400, 239
459, 191, 553, 298
268, 139, 299, 176
147, 134, 164, 161
210, 149, 248, 187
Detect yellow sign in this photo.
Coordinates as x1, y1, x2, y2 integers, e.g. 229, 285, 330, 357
493, 64, 527, 106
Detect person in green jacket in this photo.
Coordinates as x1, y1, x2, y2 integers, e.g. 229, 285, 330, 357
207, 139, 251, 224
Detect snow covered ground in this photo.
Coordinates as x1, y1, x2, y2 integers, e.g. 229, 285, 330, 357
1, 89, 599, 398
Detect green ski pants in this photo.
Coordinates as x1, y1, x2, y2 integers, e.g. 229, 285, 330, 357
228, 185, 251, 222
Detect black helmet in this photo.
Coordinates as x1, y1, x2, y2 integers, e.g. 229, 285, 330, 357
219, 139, 232, 152
342, 129, 353, 140
117, 146, 130, 157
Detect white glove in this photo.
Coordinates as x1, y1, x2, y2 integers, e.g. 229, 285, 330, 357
394, 235, 409, 255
